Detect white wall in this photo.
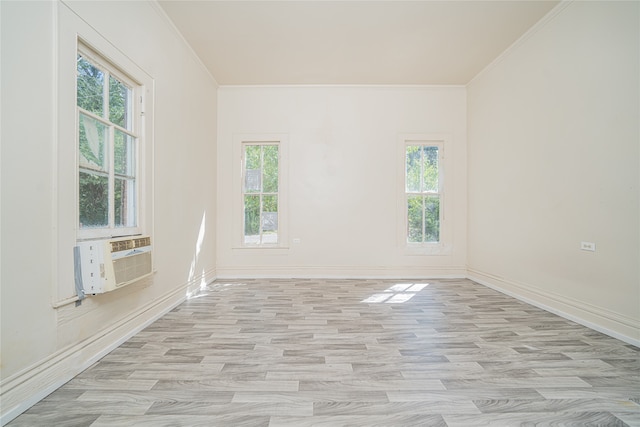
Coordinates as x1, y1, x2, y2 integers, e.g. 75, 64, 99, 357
0, 1, 217, 423
467, 1, 640, 343
217, 86, 467, 278
1, 0, 59, 385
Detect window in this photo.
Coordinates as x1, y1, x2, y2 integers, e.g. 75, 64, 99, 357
242, 143, 280, 245
55, 8, 154, 302
232, 134, 288, 250
76, 43, 141, 238
404, 142, 443, 244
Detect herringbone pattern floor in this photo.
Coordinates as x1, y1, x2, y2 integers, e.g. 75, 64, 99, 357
9, 278, 640, 426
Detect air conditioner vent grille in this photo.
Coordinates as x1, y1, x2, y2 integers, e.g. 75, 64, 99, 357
110, 236, 151, 252
113, 252, 152, 287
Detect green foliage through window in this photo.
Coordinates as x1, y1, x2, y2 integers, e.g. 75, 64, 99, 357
77, 56, 104, 117
79, 172, 109, 228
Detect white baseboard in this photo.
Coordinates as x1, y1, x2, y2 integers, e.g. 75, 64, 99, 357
0, 269, 216, 426
215, 265, 467, 280
467, 268, 640, 348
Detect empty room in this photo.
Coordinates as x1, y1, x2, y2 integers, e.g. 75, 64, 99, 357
1, 0, 638, 425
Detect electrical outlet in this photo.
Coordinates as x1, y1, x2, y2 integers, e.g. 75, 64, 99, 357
580, 241, 596, 252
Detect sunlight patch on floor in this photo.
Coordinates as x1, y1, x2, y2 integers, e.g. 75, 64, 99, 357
361, 283, 429, 304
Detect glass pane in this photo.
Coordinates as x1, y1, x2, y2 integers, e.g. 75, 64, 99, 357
114, 130, 135, 176
263, 145, 279, 193
407, 195, 423, 243
262, 212, 278, 231
262, 194, 278, 213
262, 195, 278, 241
109, 75, 131, 130
424, 195, 440, 242
244, 195, 260, 243
79, 171, 108, 228
245, 145, 261, 170
79, 113, 108, 170
405, 145, 421, 192
423, 146, 439, 192
115, 177, 136, 227
244, 145, 262, 193
262, 225, 278, 244
245, 169, 261, 193
77, 55, 104, 116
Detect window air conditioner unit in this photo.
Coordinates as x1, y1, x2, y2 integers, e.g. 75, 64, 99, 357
76, 236, 152, 294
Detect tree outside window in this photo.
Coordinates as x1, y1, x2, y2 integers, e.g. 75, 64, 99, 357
77, 45, 138, 236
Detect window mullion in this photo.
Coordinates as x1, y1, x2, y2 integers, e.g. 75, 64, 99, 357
419, 145, 424, 194
108, 124, 115, 229
440, 148, 444, 222
241, 159, 245, 240
77, 108, 112, 127
421, 195, 426, 244
241, 147, 247, 243
405, 146, 410, 244
131, 134, 139, 227
103, 71, 110, 122
420, 146, 426, 243
259, 194, 264, 245
260, 145, 265, 191
104, 71, 114, 229
259, 146, 265, 244
113, 123, 137, 139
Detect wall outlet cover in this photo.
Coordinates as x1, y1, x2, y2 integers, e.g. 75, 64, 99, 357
580, 241, 596, 252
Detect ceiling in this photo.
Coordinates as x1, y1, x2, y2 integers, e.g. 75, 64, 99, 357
157, 1, 559, 86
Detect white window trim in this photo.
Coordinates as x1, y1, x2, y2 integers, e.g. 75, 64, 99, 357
232, 134, 289, 250
397, 134, 452, 256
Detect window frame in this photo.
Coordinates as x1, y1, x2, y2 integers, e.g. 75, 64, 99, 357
405, 142, 443, 244
398, 134, 451, 255
241, 141, 281, 246
76, 41, 143, 240
232, 134, 289, 250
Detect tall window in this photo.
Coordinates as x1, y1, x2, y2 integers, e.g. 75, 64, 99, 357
242, 143, 279, 245
77, 43, 140, 238
405, 143, 442, 243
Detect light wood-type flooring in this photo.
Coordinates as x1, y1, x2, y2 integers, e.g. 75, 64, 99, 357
8, 278, 640, 426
